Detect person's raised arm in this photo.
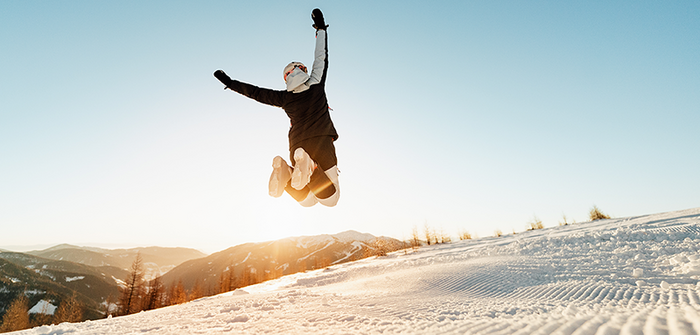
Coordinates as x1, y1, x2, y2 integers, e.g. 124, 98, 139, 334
214, 69, 286, 108
308, 8, 328, 86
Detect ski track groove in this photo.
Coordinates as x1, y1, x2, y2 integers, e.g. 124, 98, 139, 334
409, 249, 700, 334
570, 315, 610, 335
668, 305, 694, 335
688, 290, 700, 306
413, 259, 700, 334
620, 309, 649, 335
683, 305, 700, 334
644, 306, 668, 335
551, 317, 595, 335
24, 209, 700, 335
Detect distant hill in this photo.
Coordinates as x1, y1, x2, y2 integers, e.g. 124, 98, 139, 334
1, 245, 205, 323
161, 230, 405, 291
1, 232, 403, 324
0, 252, 122, 321
0, 251, 127, 284
27, 245, 207, 277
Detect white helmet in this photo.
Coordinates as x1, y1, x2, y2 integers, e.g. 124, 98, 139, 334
283, 62, 307, 82
283, 62, 310, 92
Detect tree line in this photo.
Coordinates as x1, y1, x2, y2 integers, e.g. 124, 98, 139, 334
0, 291, 82, 333
114, 252, 340, 317
2, 242, 407, 332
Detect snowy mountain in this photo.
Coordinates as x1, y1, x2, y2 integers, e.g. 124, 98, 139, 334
0, 245, 204, 325
0, 252, 127, 284
0, 253, 121, 321
160, 230, 403, 291
27, 245, 206, 277
14, 207, 700, 334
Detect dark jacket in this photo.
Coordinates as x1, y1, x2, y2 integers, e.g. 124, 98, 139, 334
226, 30, 338, 150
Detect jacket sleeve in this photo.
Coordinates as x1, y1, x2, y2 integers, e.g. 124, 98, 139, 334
227, 80, 286, 108
307, 29, 328, 86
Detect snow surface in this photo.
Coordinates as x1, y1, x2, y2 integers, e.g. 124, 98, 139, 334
13, 208, 700, 335
28, 300, 57, 315
332, 230, 377, 243
65, 276, 85, 282
293, 235, 335, 249
239, 252, 252, 264
288, 230, 376, 249
297, 241, 335, 262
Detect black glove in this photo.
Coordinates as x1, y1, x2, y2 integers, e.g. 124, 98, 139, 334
214, 70, 233, 89
311, 8, 328, 30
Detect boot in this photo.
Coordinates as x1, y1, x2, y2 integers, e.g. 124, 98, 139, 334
269, 156, 292, 198
291, 148, 316, 190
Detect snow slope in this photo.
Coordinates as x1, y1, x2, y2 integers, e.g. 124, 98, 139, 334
14, 208, 700, 335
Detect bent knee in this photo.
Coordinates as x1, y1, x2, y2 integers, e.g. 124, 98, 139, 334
298, 193, 318, 207
318, 190, 339, 207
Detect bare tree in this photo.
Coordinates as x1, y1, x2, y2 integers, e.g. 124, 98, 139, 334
189, 279, 204, 301
0, 294, 30, 332
142, 276, 166, 311
372, 239, 389, 257
54, 292, 82, 324
103, 294, 118, 317
167, 279, 188, 306
239, 267, 256, 288
410, 225, 421, 249
227, 265, 238, 291
218, 268, 230, 294
118, 252, 145, 315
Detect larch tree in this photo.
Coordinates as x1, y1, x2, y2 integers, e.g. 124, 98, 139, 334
167, 279, 188, 306
0, 294, 30, 332
142, 276, 166, 311
118, 252, 145, 316
54, 292, 82, 324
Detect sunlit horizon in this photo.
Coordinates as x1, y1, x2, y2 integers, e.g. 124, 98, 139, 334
2, 1, 698, 255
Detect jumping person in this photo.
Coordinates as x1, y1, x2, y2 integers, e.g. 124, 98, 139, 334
214, 8, 339, 207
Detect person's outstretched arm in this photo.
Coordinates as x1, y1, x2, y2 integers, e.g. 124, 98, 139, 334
214, 70, 286, 108
308, 8, 328, 86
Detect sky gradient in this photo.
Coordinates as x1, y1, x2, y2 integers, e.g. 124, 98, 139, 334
2, 1, 699, 253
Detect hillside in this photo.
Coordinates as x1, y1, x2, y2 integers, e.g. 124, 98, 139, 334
16, 207, 700, 334
161, 230, 403, 291
0, 252, 128, 284
0, 245, 204, 325
27, 245, 206, 277
0, 254, 120, 322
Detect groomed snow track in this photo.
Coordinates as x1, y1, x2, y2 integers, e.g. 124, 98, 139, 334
14, 208, 700, 335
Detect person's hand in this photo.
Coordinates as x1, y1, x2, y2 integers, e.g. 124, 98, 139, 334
312, 8, 328, 30
214, 70, 233, 88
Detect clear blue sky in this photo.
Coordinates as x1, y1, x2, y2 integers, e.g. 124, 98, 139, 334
2, 1, 698, 253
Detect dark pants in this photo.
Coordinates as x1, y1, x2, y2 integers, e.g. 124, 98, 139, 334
290, 136, 337, 171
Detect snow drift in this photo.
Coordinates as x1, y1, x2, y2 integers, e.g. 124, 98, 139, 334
13, 208, 700, 334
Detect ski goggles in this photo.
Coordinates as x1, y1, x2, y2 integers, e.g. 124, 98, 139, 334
284, 64, 308, 81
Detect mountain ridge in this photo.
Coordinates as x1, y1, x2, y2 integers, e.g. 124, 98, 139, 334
27, 245, 207, 277
160, 230, 405, 291
0, 252, 121, 322
1, 230, 405, 325
25, 208, 700, 334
